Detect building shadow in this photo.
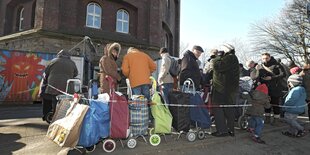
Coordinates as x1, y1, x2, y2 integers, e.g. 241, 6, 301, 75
17, 123, 49, 131
0, 133, 26, 155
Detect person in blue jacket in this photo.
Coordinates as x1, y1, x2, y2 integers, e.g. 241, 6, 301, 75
282, 74, 307, 137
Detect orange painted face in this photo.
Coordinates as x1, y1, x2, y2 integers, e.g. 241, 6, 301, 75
1, 54, 45, 82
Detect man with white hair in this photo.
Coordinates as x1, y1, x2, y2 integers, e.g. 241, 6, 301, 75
211, 43, 240, 137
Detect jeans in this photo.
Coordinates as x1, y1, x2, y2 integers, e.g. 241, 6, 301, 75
132, 84, 152, 121
248, 116, 264, 137
132, 84, 151, 101
160, 83, 173, 104
284, 112, 304, 135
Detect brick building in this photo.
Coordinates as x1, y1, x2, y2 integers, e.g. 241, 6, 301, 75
0, 0, 180, 103
0, 0, 180, 59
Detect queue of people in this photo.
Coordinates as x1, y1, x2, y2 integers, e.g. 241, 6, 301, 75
39, 42, 310, 145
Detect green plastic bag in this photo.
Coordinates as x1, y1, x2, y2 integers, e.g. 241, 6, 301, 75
150, 77, 173, 134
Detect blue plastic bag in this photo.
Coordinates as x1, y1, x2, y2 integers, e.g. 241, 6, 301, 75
77, 100, 110, 147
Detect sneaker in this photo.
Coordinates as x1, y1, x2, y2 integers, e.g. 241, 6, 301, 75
252, 136, 266, 144
296, 130, 306, 138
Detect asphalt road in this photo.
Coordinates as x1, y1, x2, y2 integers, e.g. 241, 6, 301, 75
0, 104, 310, 155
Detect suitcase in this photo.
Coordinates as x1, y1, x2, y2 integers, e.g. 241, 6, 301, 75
150, 76, 172, 134
168, 91, 190, 132
106, 76, 130, 139
189, 92, 211, 129
129, 96, 149, 137
184, 78, 211, 129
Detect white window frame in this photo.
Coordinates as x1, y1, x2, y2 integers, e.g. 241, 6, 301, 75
116, 9, 129, 33
19, 8, 24, 31
86, 3, 102, 29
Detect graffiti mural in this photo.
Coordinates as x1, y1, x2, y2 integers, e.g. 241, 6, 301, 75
0, 50, 56, 103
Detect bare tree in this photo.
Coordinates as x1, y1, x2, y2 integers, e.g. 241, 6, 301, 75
179, 41, 190, 58
250, 0, 310, 65
229, 38, 260, 65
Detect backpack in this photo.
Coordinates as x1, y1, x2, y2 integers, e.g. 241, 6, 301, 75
169, 56, 181, 77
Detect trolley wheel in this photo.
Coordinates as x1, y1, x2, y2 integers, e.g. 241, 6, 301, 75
210, 115, 215, 124
85, 145, 96, 153
149, 128, 155, 135
102, 139, 116, 153
127, 138, 137, 149
45, 112, 54, 124
149, 134, 161, 146
238, 115, 248, 130
197, 130, 205, 140
186, 132, 196, 142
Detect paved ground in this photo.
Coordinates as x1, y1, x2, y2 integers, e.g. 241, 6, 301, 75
0, 104, 310, 155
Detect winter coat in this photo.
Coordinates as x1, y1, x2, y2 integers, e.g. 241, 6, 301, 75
158, 53, 174, 85
212, 52, 239, 105
244, 90, 271, 117
99, 43, 122, 93
212, 52, 239, 94
260, 57, 286, 97
284, 86, 306, 114
179, 50, 202, 90
121, 49, 156, 88
45, 52, 78, 95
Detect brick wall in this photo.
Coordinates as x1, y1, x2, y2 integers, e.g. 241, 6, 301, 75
0, 0, 180, 57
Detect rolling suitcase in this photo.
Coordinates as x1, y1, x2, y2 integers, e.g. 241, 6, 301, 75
106, 76, 130, 139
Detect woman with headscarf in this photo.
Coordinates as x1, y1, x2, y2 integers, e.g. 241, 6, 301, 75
99, 43, 122, 93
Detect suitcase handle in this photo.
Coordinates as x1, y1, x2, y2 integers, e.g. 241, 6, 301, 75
182, 78, 196, 94
66, 79, 82, 93
105, 75, 116, 95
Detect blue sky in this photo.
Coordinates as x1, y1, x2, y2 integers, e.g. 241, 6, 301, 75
180, 0, 286, 50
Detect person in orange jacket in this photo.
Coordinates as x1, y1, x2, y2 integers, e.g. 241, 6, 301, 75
121, 47, 156, 101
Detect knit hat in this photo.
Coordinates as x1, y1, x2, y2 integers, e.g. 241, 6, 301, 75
290, 66, 301, 74
255, 84, 268, 95
220, 43, 235, 53
287, 74, 303, 87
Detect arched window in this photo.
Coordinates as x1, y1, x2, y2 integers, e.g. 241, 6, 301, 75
86, 3, 102, 29
18, 8, 24, 31
116, 9, 129, 33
